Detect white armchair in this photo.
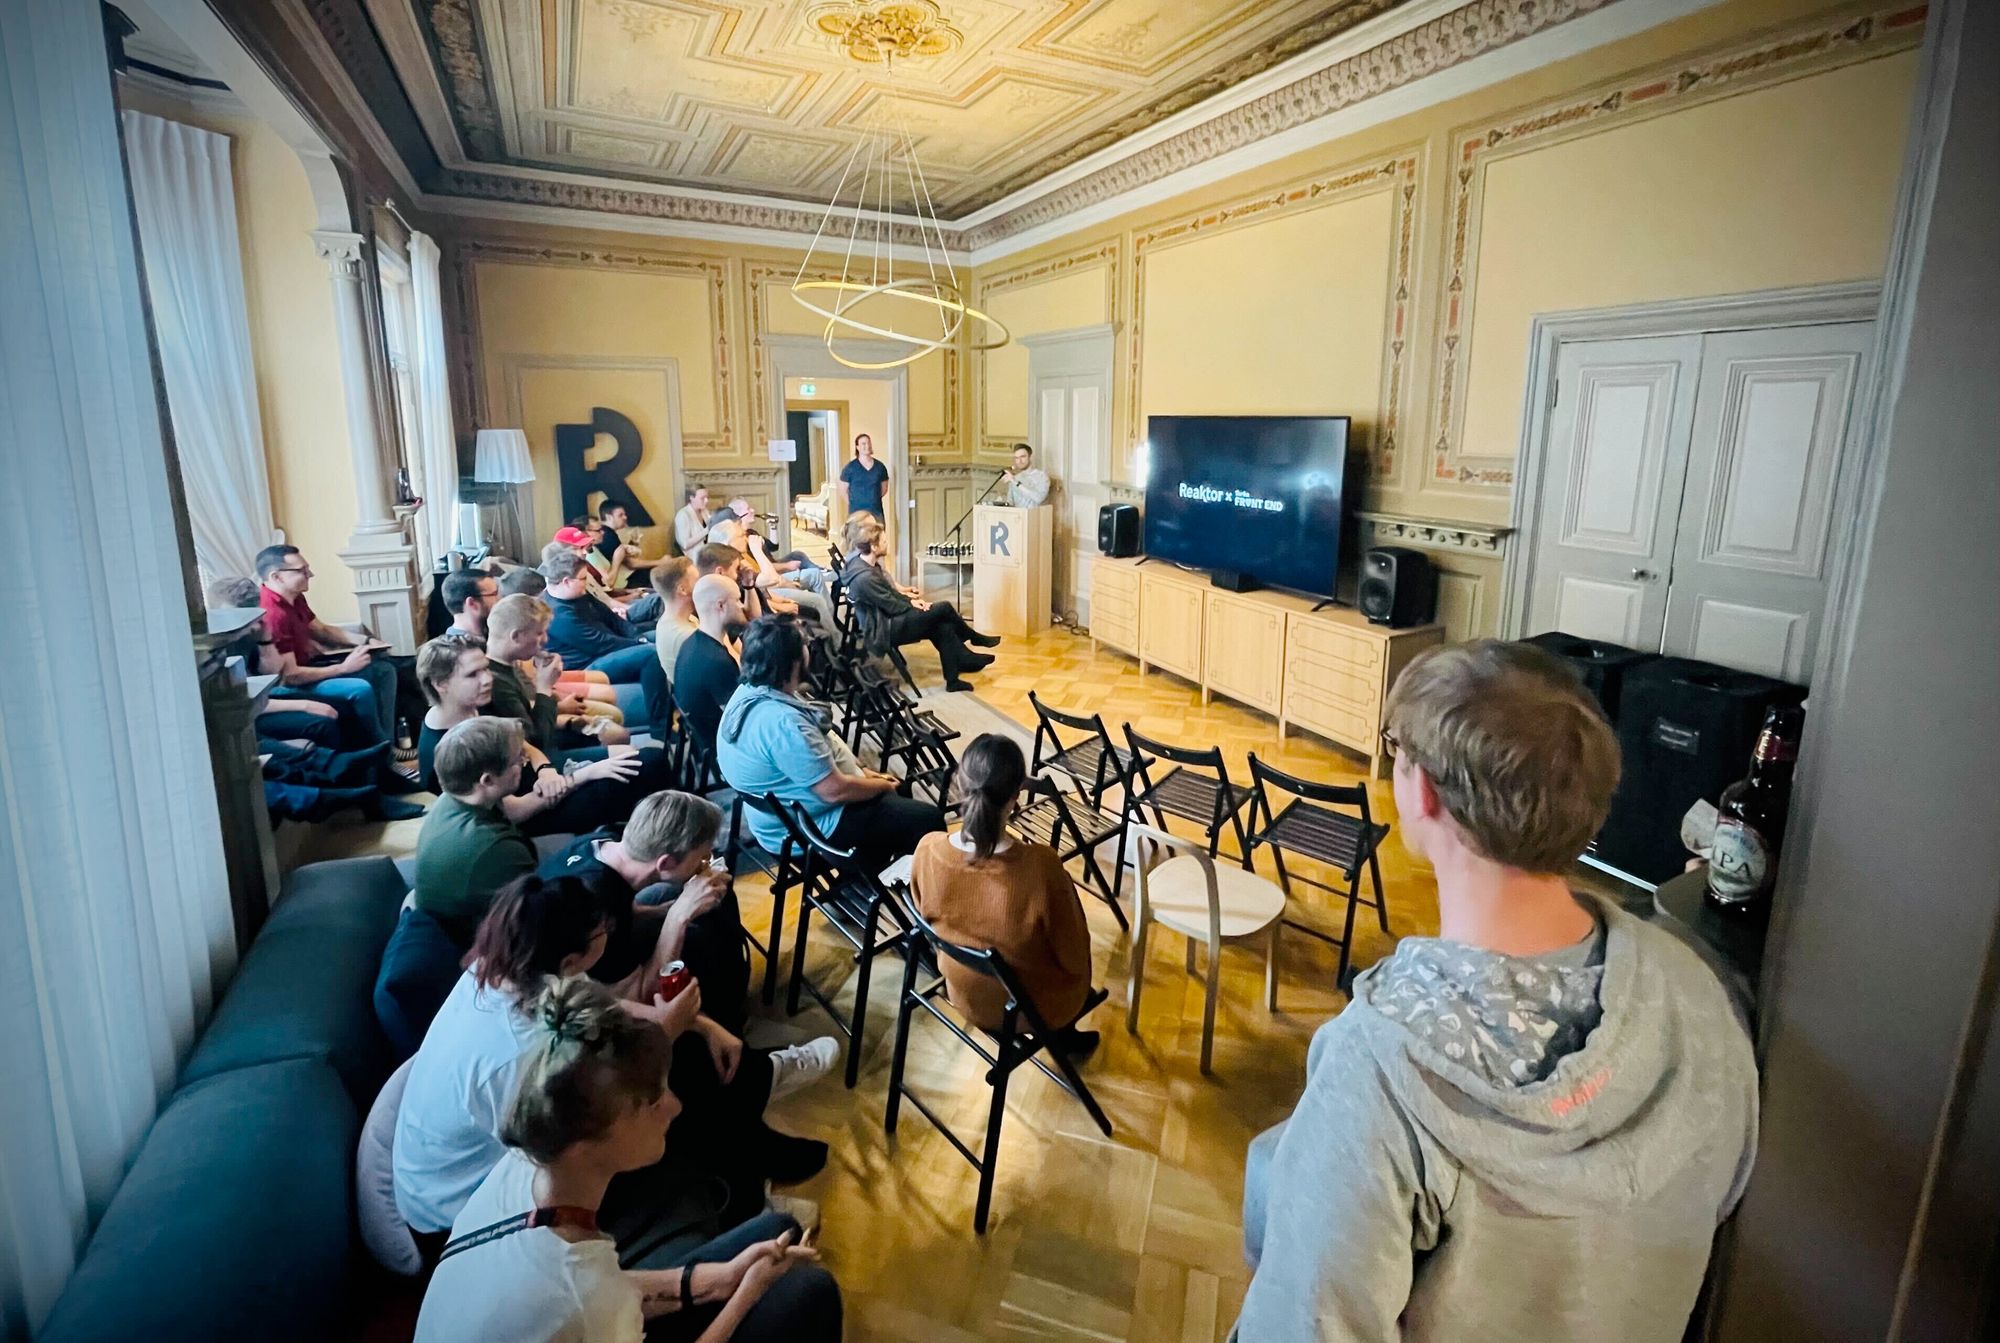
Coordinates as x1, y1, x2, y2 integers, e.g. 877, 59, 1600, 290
793, 481, 833, 534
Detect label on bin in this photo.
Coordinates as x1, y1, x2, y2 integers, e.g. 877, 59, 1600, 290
1650, 718, 1701, 755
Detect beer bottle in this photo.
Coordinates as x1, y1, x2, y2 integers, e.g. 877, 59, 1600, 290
1706, 703, 1804, 912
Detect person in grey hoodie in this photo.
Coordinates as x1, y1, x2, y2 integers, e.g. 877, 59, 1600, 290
1235, 640, 1758, 1343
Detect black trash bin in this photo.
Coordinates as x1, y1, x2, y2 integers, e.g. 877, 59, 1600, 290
1594, 657, 1806, 884
1520, 631, 1658, 723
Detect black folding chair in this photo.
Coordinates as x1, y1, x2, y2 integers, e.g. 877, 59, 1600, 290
1120, 726, 1256, 869
1009, 774, 1129, 929
777, 801, 918, 1088
1027, 692, 1145, 812
1243, 754, 1392, 988
728, 792, 808, 1006
885, 901, 1111, 1233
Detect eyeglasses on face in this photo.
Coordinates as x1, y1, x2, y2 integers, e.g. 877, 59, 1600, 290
1378, 726, 1401, 761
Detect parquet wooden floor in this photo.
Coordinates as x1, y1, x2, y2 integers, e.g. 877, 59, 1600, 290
756, 620, 1441, 1343
308, 593, 1446, 1343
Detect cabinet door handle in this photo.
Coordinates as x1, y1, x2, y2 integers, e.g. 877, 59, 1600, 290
1630, 568, 1657, 581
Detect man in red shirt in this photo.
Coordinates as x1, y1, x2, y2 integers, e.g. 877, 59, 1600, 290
256, 546, 409, 784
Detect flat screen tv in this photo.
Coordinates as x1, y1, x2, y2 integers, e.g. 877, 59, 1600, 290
1142, 415, 1352, 598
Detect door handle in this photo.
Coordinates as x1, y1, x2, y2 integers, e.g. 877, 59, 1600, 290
1630, 568, 1657, 581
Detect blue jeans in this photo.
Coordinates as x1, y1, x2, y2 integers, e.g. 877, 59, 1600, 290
591, 642, 656, 685
274, 656, 397, 745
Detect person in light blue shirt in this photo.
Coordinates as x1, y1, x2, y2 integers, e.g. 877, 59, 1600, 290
715, 617, 943, 870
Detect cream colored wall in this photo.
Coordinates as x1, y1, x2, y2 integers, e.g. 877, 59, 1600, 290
788, 376, 892, 479
963, 0, 1919, 634
757, 279, 951, 444
979, 266, 1112, 445
117, 84, 362, 617
472, 260, 717, 553
1457, 48, 1916, 485
1141, 192, 1391, 424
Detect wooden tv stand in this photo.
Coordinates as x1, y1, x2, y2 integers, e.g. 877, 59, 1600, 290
1088, 555, 1444, 777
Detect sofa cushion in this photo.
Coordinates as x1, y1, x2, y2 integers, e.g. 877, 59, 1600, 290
374, 906, 465, 1062
180, 856, 407, 1102
357, 1056, 423, 1275
36, 1057, 360, 1343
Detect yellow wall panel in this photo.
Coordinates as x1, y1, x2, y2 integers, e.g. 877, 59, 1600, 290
983, 267, 1111, 439
475, 262, 717, 436
1459, 49, 1915, 459
908, 347, 946, 436
1140, 192, 1392, 428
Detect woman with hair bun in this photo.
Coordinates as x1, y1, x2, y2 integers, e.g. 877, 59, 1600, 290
909, 733, 1099, 1055
415, 976, 841, 1343
394, 875, 834, 1258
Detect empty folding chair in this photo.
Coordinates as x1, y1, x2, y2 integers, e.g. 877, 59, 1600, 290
885, 901, 1111, 1233
1243, 753, 1392, 989
1120, 726, 1256, 867
1027, 691, 1145, 812
1008, 774, 1129, 929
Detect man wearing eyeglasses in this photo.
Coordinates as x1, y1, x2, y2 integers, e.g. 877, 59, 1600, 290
256, 545, 408, 778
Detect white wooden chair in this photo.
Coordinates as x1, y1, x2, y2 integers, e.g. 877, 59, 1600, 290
793, 481, 832, 534
1124, 821, 1288, 1073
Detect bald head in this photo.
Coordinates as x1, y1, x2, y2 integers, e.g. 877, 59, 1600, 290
692, 573, 745, 635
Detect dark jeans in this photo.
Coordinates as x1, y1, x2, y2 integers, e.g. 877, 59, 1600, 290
257, 709, 343, 749
642, 1213, 842, 1343
893, 602, 984, 680
517, 746, 676, 838
592, 642, 658, 685
274, 654, 398, 745
828, 791, 946, 874
626, 592, 664, 626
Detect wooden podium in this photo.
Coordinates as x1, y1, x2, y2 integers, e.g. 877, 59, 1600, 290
972, 503, 1052, 637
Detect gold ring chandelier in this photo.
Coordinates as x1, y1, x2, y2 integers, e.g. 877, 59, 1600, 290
794, 2, 1008, 371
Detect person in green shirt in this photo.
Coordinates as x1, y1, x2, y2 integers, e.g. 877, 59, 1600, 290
413, 717, 537, 946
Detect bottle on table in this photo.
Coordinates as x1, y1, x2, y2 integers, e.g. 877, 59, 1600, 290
1705, 703, 1805, 913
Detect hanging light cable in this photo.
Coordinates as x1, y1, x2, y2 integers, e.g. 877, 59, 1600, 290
792, 3, 1007, 371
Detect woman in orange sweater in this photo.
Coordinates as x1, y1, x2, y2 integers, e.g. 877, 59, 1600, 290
910, 734, 1099, 1056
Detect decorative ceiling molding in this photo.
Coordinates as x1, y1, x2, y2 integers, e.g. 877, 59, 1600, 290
308, 0, 1773, 257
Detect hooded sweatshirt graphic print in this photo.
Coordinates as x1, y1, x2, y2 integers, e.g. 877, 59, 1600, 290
1234, 895, 1757, 1343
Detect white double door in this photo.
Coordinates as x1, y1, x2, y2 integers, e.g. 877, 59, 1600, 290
1034, 373, 1108, 611
1524, 322, 1871, 684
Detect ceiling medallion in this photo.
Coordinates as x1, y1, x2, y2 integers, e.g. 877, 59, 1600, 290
809, 1, 962, 64
793, 8, 1005, 372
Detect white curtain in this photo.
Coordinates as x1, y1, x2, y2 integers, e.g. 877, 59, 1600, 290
407, 231, 459, 567
0, 10, 237, 1336
120, 108, 276, 582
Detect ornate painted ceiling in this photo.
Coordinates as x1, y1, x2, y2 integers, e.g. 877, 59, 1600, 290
394, 0, 1410, 218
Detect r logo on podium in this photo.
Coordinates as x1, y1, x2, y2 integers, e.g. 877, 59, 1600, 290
988, 520, 1011, 558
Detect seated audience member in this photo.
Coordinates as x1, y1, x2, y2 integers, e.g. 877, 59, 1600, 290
735, 527, 835, 633
716, 617, 944, 872
600, 501, 663, 589
650, 557, 699, 686
547, 536, 634, 622
674, 484, 713, 558
394, 876, 833, 1245
484, 593, 632, 750
675, 576, 746, 757
439, 568, 500, 641
693, 539, 774, 624
414, 635, 646, 837
844, 529, 999, 692
206, 575, 347, 747
542, 551, 655, 725
412, 976, 841, 1343
255, 545, 414, 787
501, 567, 548, 598
542, 790, 759, 1034
910, 734, 1096, 1056
411, 717, 538, 946
727, 501, 816, 574
1234, 640, 1758, 1342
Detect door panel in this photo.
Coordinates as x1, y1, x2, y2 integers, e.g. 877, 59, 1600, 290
1662, 323, 1870, 683
1526, 334, 1701, 646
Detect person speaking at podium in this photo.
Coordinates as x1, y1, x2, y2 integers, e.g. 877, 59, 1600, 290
1000, 443, 1049, 509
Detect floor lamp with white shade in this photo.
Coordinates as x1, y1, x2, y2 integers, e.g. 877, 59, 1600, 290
473, 428, 536, 559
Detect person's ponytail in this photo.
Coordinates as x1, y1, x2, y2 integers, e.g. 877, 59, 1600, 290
954, 733, 1028, 861
502, 976, 673, 1166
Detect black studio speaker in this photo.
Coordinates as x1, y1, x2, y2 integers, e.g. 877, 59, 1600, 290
1098, 504, 1139, 557
1358, 547, 1437, 628
1520, 631, 1658, 724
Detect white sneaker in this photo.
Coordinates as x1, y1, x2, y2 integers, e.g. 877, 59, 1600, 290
766, 1037, 840, 1105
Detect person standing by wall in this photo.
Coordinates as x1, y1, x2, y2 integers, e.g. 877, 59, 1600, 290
836, 434, 888, 525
